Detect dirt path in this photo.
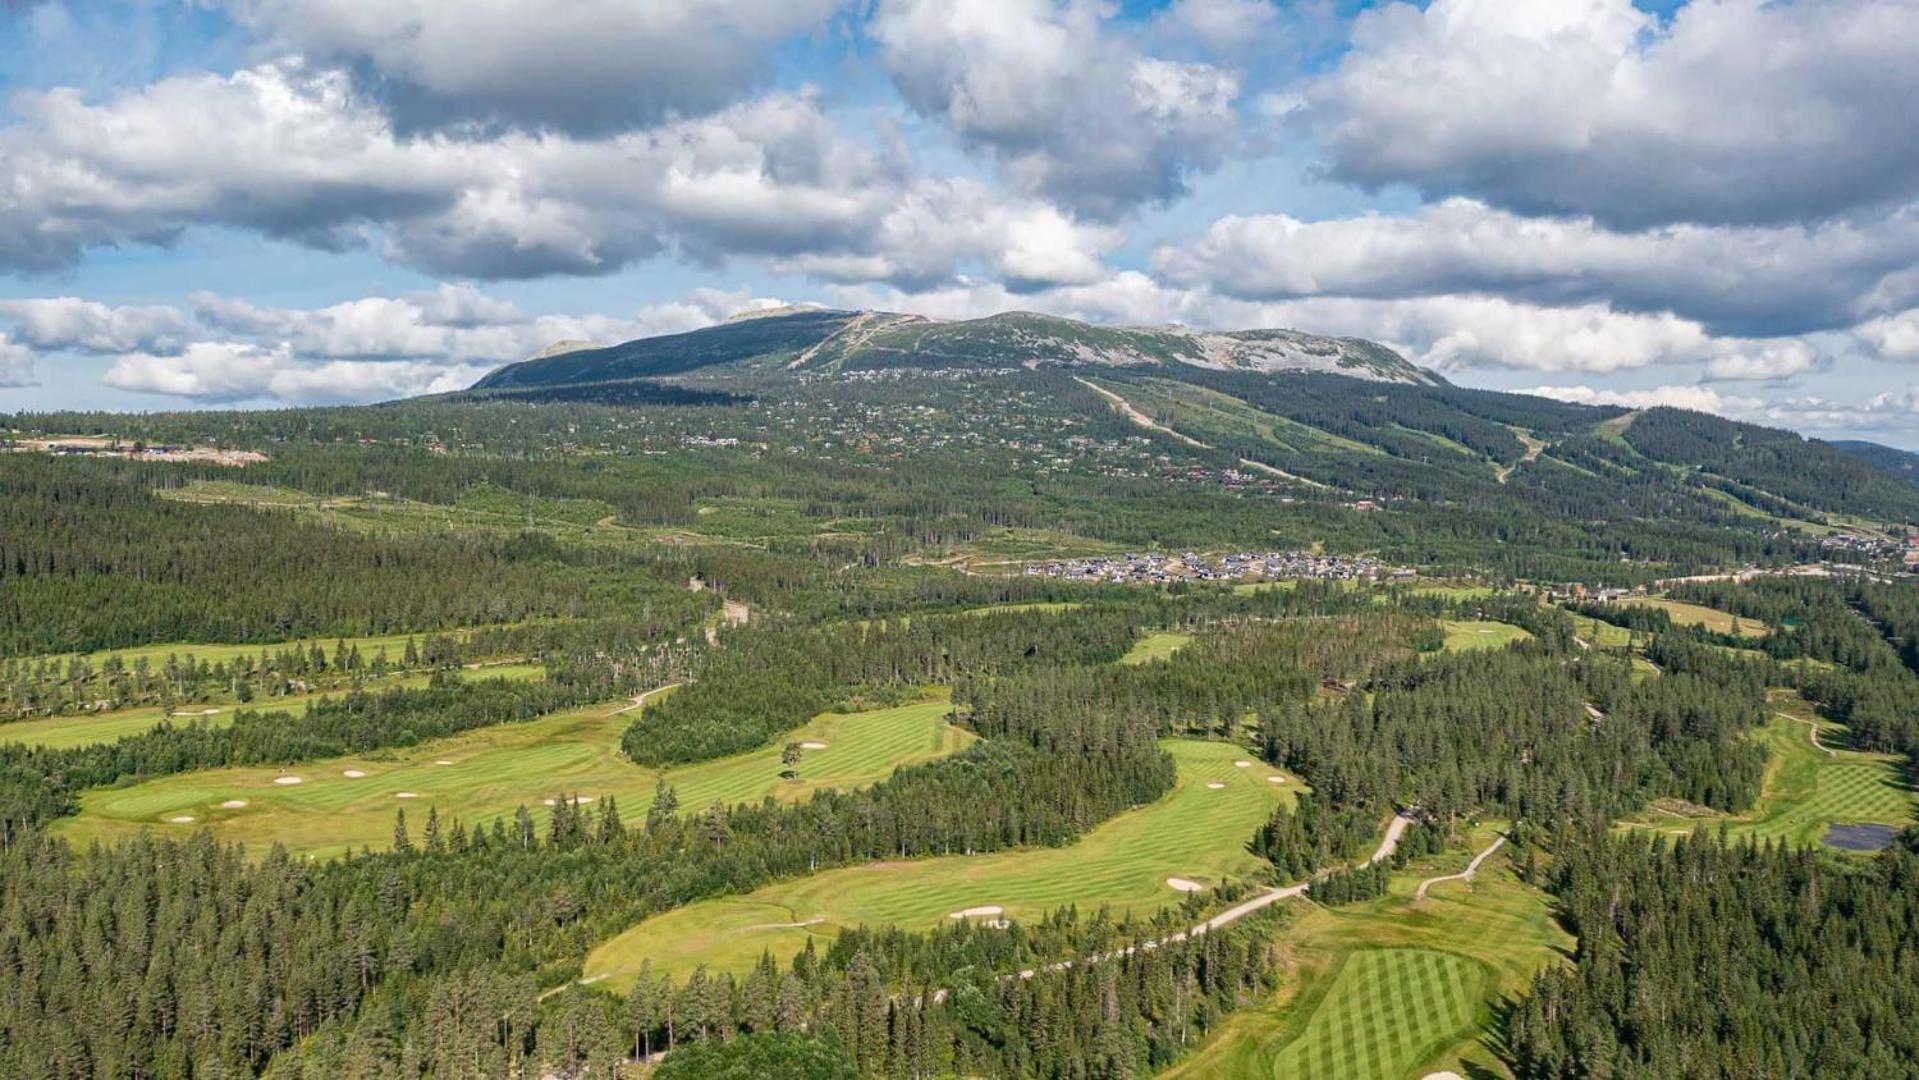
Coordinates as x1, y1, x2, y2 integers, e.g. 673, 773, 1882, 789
925, 814, 1416, 1001
611, 681, 682, 717
705, 599, 750, 645
1780, 710, 1837, 757
1413, 834, 1507, 901
1494, 434, 1546, 484
1074, 377, 1212, 449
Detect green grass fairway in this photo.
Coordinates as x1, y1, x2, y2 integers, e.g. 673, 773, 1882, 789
1621, 693, 1915, 849
0, 664, 544, 750
1640, 597, 1768, 636
1568, 613, 1634, 649
55, 694, 971, 860
1265, 948, 1484, 1080
585, 739, 1297, 986
1166, 830, 1569, 1080
1440, 620, 1532, 652
1120, 631, 1192, 665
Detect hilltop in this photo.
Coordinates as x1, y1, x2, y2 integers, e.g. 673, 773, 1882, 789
471, 308, 1443, 391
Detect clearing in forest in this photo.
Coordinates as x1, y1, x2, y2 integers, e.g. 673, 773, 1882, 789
55, 693, 971, 860
1439, 620, 1531, 652
1, 664, 545, 750
583, 739, 1298, 986
1166, 827, 1569, 1080
1620, 693, 1914, 849
1119, 631, 1191, 665
1637, 597, 1768, 636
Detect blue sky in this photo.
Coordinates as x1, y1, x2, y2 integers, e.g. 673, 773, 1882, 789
2, 0, 1917, 446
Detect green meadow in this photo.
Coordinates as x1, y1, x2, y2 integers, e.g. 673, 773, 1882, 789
1167, 827, 1570, 1080
21, 624, 533, 674
0, 663, 544, 750
1119, 630, 1192, 665
1440, 620, 1532, 652
56, 693, 971, 860
584, 739, 1298, 986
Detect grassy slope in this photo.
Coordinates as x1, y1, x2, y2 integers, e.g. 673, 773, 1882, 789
1640, 597, 1769, 636
1440, 620, 1533, 652
55, 693, 971, 861
1, 664, 544, 750
1120, 631, 1192, 665
19, 624, 534, 673
584, 739, 1297, 986
1165, 829, 1569, 1080
1619, 692, 1915, 849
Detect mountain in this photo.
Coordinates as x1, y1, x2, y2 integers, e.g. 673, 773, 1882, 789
1833, 439, 1919, 486
471, 308, 1443, 391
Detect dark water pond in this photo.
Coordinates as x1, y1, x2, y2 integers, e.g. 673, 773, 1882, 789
1822, 823, 1897, 852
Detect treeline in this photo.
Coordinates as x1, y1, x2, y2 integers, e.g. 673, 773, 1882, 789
0, 455, 707, 654
1507, 828, 1919, 1077
620, 607, 1141, 765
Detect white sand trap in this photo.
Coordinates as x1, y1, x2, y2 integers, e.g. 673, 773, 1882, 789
220, 799, 248, 809
1206, 782, 1226, 789
434, 759, 454, 766
1234, 760, 1253, 767
1423, 1073, 1466, 1080
1267, 775, 1287, 784
1166, 877, 1205, 893
799, 741, 828, 750
343, 769, 367, 778
166, 815, 196, 824
948, 905, 1004, 920
171, 708, 222, 717
394, 792, 418, 799
274, 776, 304, 785
542, 795, 598, 806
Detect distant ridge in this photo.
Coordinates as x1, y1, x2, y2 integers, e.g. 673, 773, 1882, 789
473, 308, 1443, 391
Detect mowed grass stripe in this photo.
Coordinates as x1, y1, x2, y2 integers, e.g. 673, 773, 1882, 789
1270, 949, 1484, 1080
584, 739, 1297, 986
55, 694, 971, 860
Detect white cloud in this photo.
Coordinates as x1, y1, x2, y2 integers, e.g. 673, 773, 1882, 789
0, 297, 191, 353
1311, 0, 1919, 228
0, 334, 36, 388
1153, 198, 1919, 336
1155, 0, 1281, 48
103, 341, 488, 403
217, 0, 841, 134
1515, 383, 1762, 416
873, 0, 1241, 217
0, 62, 1113, 289
1855, 308, 1919, 361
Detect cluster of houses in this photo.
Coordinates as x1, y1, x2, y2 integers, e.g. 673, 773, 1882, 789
1024, 550, 1413, 585
11, 436, 267, 466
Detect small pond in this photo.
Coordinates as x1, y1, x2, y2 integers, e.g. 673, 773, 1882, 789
1821, 822, 1898, 852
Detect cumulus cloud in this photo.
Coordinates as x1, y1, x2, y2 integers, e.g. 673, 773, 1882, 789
0, 62, 1112, 289
217, 0, 841, 134
1311, 0, 1919, 228
0, 334, 35, 387
103, 341, 487, 403
0, 297, 191, 353
873, 0, 1241, 217
1515, 383, 1763, 415
1153, 199, 1919, 337
1521, 383, 1919, 435
1855, 308, 1919, 361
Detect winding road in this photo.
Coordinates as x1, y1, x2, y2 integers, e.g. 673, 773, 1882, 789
1780, 710, 1837, 757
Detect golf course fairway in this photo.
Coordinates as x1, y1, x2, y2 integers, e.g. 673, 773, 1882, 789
583, 738, 1297, 987
55, 692, 971, 860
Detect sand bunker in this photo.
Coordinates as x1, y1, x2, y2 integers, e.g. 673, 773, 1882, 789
1422, 1073, 1466, 1080
434, 759, 454, 766
1206, 782, 1226, 789
166, 815, 195, 824
220, 799, 248, 809
1234, 760, 1253, 767
343, 769, 367, 778
394, 792, 418, 799
799, 741, 829, 750
171, 708, 222, 717
542, 795, 598, 806
1267, 775, 1287, 784
273, 776, 303, 785
947, 905, 1004, 920
1166, 877, 1205, 893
